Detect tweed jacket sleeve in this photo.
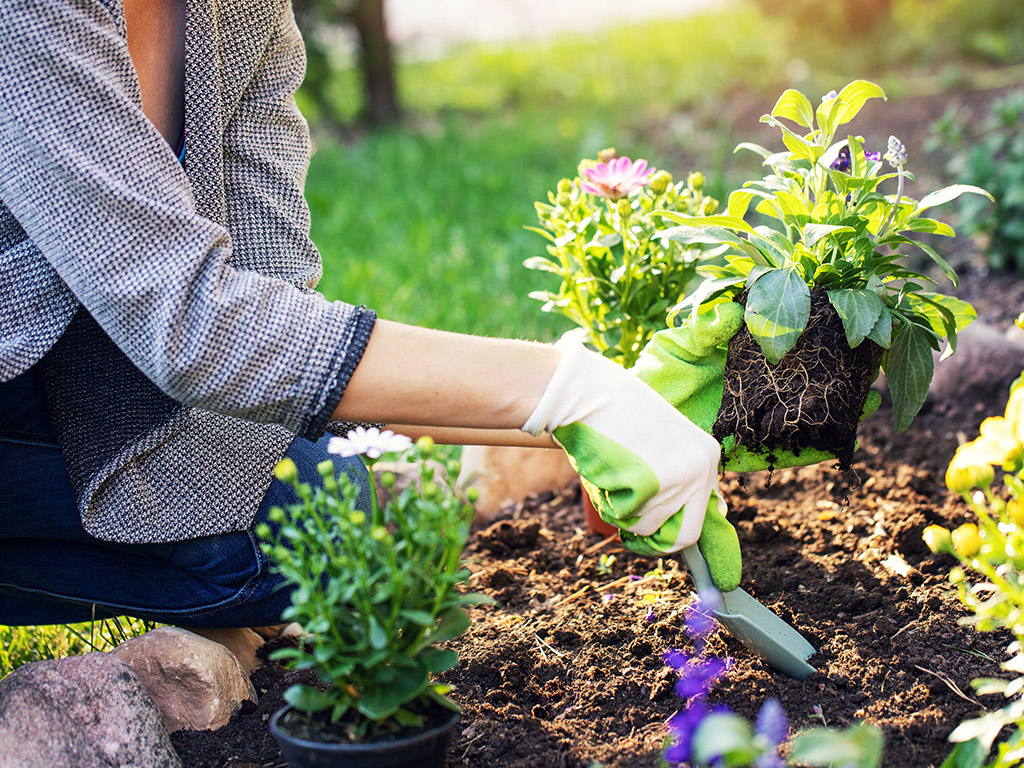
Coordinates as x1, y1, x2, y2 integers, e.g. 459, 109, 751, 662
0, 0, 374, 438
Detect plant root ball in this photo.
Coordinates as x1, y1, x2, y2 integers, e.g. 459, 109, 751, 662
713, 288, 883, 470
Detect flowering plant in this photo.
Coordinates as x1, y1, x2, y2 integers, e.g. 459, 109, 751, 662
660, 80, 990, 431
258, 429, 487, 741
923, 354, 1024, 767
664, 593, 884, 767
526, 148, 717, 367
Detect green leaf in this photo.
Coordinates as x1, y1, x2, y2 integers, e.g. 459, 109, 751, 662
421, 606, 471, 647
899, 217, 956, 237
368, 617, 388, 650
912, 184, 993, 217
940, 739, 987, 768
459, 591, 497, 605
652, 212, 756, 233
885, 321, 935, 432
727, 189, 756, 219
790, 721, 885, 768
734, 141, 773, 159
284, 683, 336, 714
867, 309, 893, 349
745, 267, 811, 364
692, 713, 757, 766
804, 223, 855, 248
771, 88, 816, 129
907, 292, 976, 336
834, 80, 887, 128
828, 289, 884, 348
399, 609, 436, 626
522, 256, 564, 274
420, 646, 459, 673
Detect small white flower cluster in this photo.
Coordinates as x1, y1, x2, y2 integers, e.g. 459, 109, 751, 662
884, 135, 908, 168
327, 426, 413, 459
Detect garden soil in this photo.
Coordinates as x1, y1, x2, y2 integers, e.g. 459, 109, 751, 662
172, 267, 1024, 768
173, 82, 1024, 767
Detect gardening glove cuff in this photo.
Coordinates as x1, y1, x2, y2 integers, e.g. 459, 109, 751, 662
521, 340, 721, 552
620, 490, 742, 592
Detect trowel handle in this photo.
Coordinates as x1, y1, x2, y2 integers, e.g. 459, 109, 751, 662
680, 545, 717, 596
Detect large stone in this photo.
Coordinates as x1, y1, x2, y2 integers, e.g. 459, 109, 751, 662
0, 651, 181, 768
180, 626, 265, 673
112, 627, 256, 733
459, 445, 576, 523
928, 321, 1024, 406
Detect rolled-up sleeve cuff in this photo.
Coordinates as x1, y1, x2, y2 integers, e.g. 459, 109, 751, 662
301, 305, 377, 441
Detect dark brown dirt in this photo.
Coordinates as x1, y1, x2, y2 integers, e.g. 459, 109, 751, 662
173, 264, 1022, 768
714, 288, 884, 469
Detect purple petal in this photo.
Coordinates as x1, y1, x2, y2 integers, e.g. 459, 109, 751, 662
663, 648, 690, 670
755, 698, 788, 745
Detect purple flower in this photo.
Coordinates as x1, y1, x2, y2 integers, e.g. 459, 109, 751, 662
684, 592, 722, 642
830, 145, 883, 173
675, 655, 731, 700
754, 698, 789, 768
665, 699, 734, 765
582, 156, 655, 200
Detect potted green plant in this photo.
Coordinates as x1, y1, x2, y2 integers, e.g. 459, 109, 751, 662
527, 149, 717, 533
258, 429, 488, 768
657, 80, 991, 468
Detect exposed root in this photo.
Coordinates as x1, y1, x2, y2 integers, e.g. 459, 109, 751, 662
713, 289, 883, 470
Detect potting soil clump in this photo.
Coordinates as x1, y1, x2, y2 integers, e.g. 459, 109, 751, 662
713, 288, 884, 470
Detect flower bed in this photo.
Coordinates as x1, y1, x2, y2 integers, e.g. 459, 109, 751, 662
173, 273, 1018, 767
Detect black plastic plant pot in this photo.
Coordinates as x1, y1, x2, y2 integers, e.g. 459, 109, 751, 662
270, 705, 460, 768
712, 288, 884, 470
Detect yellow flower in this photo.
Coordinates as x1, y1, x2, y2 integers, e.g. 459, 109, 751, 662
952, 523, 982, 558
923, 525, 953, 554
1008, 498, 1024, 527
945, 441, 997, 493
977, 415, 1023, 467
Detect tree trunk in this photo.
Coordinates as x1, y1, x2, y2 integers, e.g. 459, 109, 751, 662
349, 0, 400, 126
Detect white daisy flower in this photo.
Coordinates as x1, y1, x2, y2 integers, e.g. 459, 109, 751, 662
328, 427, 413, 459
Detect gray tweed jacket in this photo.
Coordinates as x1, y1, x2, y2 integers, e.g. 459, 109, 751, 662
0, 0, 376, 542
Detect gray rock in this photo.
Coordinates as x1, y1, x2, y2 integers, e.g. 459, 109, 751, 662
0, 651, 181, 768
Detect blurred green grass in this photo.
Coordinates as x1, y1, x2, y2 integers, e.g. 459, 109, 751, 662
304, 6, 791, 340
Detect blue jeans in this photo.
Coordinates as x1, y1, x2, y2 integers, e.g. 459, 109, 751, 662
0, 368, 372, 628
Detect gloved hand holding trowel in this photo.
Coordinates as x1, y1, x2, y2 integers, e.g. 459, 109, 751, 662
522, 301, 875, 678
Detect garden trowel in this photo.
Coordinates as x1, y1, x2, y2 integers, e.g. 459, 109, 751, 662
681, 545, 816, 681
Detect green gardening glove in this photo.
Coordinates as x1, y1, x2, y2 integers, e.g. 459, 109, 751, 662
521, 341, 742, 592
631, 302, 881, 472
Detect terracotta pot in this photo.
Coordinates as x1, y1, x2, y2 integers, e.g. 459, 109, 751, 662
270, 705, 458, 768
580, 480, 618, 537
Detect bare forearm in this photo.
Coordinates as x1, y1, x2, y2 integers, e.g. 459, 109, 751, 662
386, 424, 556, 448
332, 319, 562, 433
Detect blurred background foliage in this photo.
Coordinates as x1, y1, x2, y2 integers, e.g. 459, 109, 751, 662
294, 0, 1024, 342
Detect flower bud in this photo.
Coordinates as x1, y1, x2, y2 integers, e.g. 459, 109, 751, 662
349, 510, 366, 526
423, 481, 439, 499
416, 435, 434, 460
617, 199, 633, 217
922, 525, 953, 554
648, 170, 672, 194
952, 523, 982, 558
370, 525, 388, 542
466, 487, 480, 504
446, 459, 462, 478
269, 506, 286, 524
688, 171, 705, 192
1009, 498, 1024, 526
597, 147, 618, 164
380, 470, 396, 488
274, 458, 298, 484
1017, 313, 1024, 332
255, 523, 272, 541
